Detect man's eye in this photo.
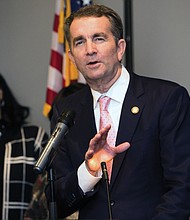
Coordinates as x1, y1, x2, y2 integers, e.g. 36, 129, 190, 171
75, 40, 84, 46
94, 37, 105, 42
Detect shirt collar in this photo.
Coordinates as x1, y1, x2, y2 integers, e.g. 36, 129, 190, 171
91, 65, 130, 109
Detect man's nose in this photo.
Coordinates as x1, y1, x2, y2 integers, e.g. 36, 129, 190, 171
86, 41, 97, 55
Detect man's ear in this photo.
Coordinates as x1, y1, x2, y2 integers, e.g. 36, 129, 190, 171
117, 39, 126, 62
68, 50, 75, 65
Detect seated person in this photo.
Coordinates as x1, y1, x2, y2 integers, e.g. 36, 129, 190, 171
0, 74, 48, 220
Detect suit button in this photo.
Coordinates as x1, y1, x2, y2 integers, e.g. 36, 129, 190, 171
110, 201, 115, 206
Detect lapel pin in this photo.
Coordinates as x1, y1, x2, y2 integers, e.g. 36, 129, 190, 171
131, 106, 140, 114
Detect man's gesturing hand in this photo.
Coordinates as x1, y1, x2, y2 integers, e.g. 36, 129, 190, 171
85, 125, 130, 176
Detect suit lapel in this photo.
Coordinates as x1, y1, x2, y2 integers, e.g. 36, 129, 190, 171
76, 88, 97, 156
110, 73, 145, 187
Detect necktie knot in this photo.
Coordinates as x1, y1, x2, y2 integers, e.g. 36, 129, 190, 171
99, 96, 111, 112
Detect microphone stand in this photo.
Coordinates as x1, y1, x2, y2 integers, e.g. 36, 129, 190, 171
34, 154, 58, 220
47, 167, 57, 220
101, 162, 113, 220
35, 158, 58, 220
34, 162, 57, 220
34, 110, 75, 220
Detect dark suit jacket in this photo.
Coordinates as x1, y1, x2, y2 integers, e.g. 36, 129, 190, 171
47, 72, 190, 220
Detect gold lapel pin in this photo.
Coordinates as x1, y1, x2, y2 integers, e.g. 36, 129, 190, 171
131, 106, 140, 114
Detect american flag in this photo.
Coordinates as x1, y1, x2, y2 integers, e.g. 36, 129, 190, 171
43, 0, 92, 117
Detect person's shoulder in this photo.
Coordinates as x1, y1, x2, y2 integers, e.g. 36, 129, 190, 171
129, 72, 189, 99
22, 124, 46, 130
21, 124, 49, 148
21, 124, 48, 137
130, 72, 187, 91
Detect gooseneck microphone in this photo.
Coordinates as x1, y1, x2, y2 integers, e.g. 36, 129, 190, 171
34, 110, 75, 173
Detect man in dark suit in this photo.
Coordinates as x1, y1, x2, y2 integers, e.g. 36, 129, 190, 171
46, 4, 190, 220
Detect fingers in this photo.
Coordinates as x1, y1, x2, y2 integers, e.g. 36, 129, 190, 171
114, 142, 130, 154
85, 149, 94, 160
89, 125, 111, 149
89, 133, 101, 147
99, 124, 111, 136
86, 126, 109, 159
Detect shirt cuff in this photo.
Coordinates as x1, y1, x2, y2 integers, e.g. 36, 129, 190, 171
77, 161, 102, 194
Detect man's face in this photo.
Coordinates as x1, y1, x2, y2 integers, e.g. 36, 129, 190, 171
68, 16, 125, 85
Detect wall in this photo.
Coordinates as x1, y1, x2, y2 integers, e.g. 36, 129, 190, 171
95, 0, 124, 24
0, 0, 189, 133
0, 0, 54, 133
132, 0, 190, 92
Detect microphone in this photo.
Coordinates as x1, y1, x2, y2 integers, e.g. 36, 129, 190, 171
101, 161, 109, 182
34, 110, 76, 173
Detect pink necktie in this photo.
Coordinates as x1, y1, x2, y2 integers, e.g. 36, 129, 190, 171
99, 96, 116, 180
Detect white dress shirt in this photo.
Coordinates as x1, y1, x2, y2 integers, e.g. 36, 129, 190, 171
78, 65, 130, 193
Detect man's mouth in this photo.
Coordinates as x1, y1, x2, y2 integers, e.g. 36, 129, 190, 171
87, 61, 99, 65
